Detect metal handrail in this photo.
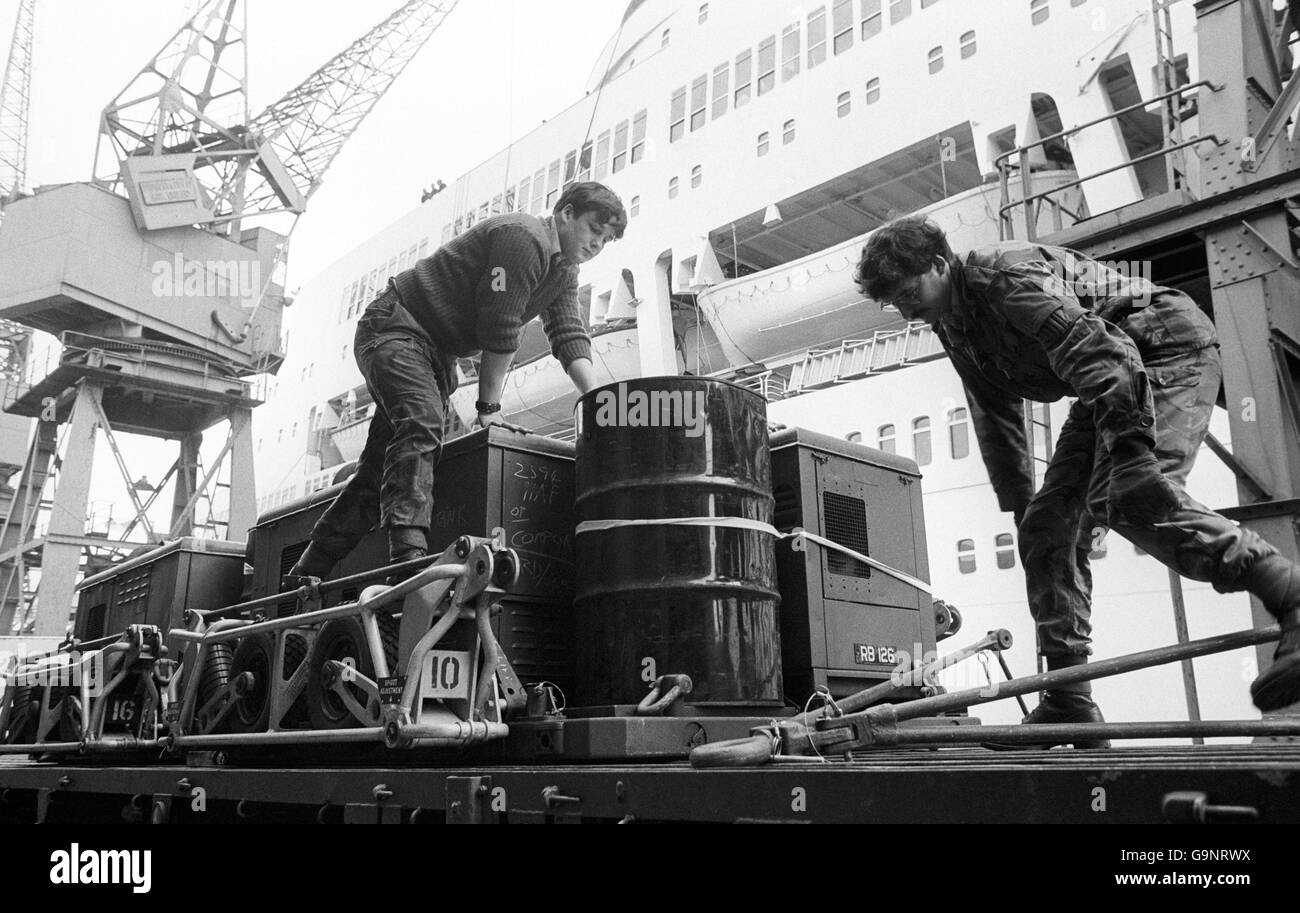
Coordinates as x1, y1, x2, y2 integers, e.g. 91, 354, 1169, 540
992, 81, 1217, 173
999, 135, 1224, 238
996, 79, 1220, 241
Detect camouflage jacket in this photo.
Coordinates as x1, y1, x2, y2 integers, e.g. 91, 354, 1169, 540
936, 241, 1217, 514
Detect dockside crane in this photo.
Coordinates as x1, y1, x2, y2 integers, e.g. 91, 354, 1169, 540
0, 0, 37, 634
0, 0, 459, 637
0, 0, 33, 209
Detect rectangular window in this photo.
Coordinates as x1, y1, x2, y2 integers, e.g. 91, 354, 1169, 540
757, 36, 776, 95
612, 119, 630, 172
517, 177, 530, 212
670, 87, 687, 142
861, 0, 882, 39
734, 49, 753, 107
690, 74, 708, 131
545, 159, 561, 208
711, 64, 729, 119
531, 168, 546, 214
808, 7, 827, 67
631, 111, 647, 162
595, 131, 611, 180
877, 424, 896, 453
913, 417, 932, 466
949, 408, 970, 459
491, 194, 503, 215
995, 533, 1016, 570
781, 24, 801, 82
957, 539, 977, 574
833, 0, 854, 54
579, 141, 593, 181
564, 150, 578, 186
889, 0, 912, 23
418, 238, 429, 258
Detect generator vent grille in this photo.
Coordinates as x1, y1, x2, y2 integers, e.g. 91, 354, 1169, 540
280, 542, 308, 578
773, 482, 800, 529
116, 567, 152, 615
822, 491, 870, 579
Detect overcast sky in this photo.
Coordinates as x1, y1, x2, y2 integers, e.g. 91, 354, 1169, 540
5, 0, 625, 286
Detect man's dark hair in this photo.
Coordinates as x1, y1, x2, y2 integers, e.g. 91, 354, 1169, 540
855, 216, 954, 302
555, 182, 628, 239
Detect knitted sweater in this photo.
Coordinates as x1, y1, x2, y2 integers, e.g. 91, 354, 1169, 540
392, 213, 592, 368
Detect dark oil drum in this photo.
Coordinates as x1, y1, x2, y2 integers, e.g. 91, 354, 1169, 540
573, 376, 783, 707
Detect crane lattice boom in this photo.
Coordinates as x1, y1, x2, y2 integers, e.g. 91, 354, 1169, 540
0, 0, 36, 204
243, 0, 458, 215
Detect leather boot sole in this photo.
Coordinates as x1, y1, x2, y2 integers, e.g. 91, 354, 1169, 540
982, 698, 1113, 751
1250, 650, 1300, 712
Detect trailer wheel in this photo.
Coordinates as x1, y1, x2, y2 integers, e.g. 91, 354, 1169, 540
227, 633, 274, 734
196, 642, 235, 712
3, 686, 38, 744
57, 693, 83, 743
306, 615, 398, 730
224, 632, 311, 733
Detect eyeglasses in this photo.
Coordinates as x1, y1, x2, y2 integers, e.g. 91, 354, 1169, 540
879, 279, 922, 312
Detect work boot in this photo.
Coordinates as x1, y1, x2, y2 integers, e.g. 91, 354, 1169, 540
1242, 555, 1300, 712
984, 692, 1112, 751
1252, 610, 1300, 712
386, 526, 429, 585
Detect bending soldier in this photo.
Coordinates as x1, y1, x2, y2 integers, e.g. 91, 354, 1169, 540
855, 216, 1300, 745
291, 183, 626, 579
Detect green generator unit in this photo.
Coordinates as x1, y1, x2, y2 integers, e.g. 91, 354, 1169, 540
770, 427, 937, 702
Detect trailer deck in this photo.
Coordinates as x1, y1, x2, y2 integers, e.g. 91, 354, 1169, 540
3, 742, 1297, 824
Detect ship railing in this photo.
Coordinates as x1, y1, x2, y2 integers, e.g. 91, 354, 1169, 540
787, 322, 942, 395
996, 80, 1222, 242
735, 371, 790, 402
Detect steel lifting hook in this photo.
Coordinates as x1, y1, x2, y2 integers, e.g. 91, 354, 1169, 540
636, 674, 694, 716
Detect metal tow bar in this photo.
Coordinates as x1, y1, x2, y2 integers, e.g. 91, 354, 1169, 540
690, 624, 1290, 767
691, 628, 1013, 768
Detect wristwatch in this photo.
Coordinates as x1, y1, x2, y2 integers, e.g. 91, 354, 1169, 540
475, 400, 501, 414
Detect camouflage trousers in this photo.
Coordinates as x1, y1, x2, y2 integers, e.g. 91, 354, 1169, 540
306, 290, 455, 561
1018, 324, 1276, 667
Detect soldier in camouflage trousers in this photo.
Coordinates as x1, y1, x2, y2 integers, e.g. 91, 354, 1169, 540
856, 216, 1300, 746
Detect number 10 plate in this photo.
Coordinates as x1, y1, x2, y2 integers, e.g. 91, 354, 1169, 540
419, 650, 472, 701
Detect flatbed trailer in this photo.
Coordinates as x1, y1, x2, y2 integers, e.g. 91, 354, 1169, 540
3, 743, 1298, 824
